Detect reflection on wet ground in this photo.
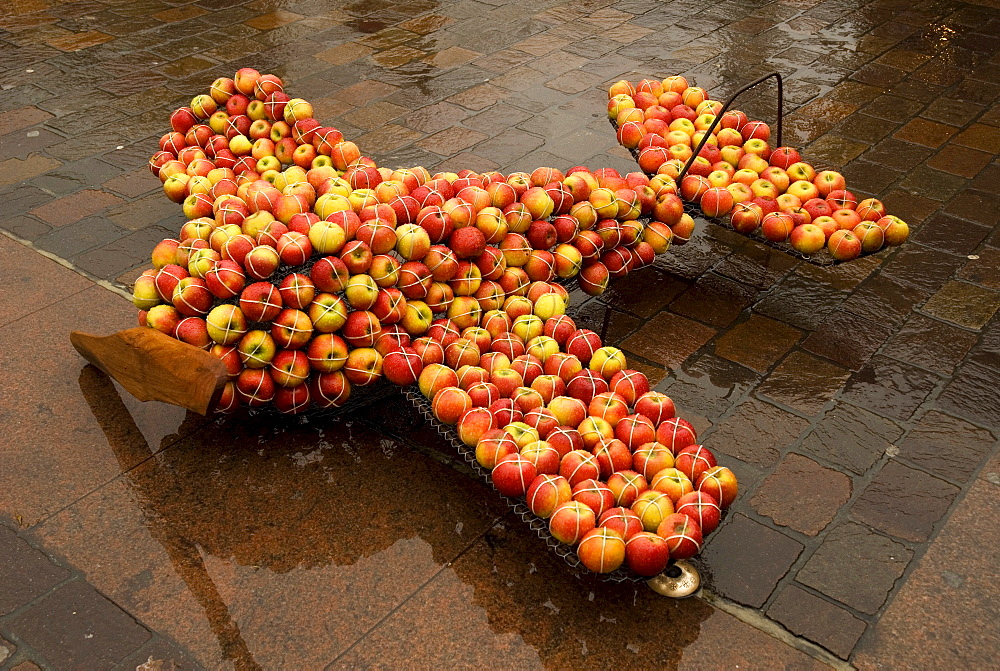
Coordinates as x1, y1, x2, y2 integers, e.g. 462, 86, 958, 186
0, 0, 998, 666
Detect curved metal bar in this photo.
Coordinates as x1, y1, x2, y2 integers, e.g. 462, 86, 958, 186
676, 72, 784, 184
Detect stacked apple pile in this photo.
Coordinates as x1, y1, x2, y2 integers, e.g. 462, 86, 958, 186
423, 341, 736, 575
609, 76, 910, 261
137, 68, 693, 414
133, 68, 739, 575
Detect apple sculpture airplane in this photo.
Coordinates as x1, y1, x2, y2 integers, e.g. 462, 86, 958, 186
70, 68, 908, 592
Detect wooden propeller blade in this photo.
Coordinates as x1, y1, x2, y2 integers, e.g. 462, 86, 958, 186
70, 328, 229, 415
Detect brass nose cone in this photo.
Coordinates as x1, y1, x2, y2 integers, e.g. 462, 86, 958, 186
647, 560, 700, 598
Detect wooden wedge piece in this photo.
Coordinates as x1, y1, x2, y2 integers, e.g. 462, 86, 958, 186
70, 327, 228, 415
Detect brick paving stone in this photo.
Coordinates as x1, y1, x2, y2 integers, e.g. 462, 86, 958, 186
105, 193, 180, 232
244, 10, 303, 30
705, 399, 809, 467
954, 78, 1000, 106
712, 241, 798, 291
470, 49, 533, 74
841, 355, 941, 422
29, 157, 123, 196
0, 154, 62, 186
853, 477, 1000, 668
882, 313, 979, 375
794, 255, 881, 292
628, 359, 667, 387
431, 151, 499, 174
0, 106, 54, 135
35, 215, 127, 259
489, 66, 550, 93
11, 662, 40, 671
801, 400, 904, 475
757, 351, 850, 415
545, 70, 605, 95
926, 144, 993, 179
654, 231, 741, 282
0, 525, 70, 616
767, 584, 867, 660
780, 114, 834, 146
401, 101, 467, 134
899, 410, 996, 483
878, 190, 941, 227
806, 134, 869, 167
315, 42, 373, 66
151, 5, 208, 22
619, 311, 716, 370
953, 123, 1000, 153
5, 580, 151, 668
73, 227, 170, 280
880, 242, 965, 294
921, 280, 1000, 330
340, 101, 408, 131
416, 126, 488, 155
663, 352, 759, 423
400, 14, 454, 34
802, 309, 894, 371
700, 514, 804, 608
669, 272, 758, 328
44, 128, 130, 163
0, 128, 63, 162
752, 453, 852, 536
467, 127, 543, 168
944, 189, 1000, 228
854, 62, 909, 88
797, 521, 911, 614
333, 79, 400, 107
840, 159, 902, 195
423, 46, 479, 68
843, 274, 930, 329
540, 129, 616, 164
959, 248, 1000, 290
28, 189, 125, 228
102, 168, 160, 200
862, 139, 934, 178
876, 49, 931, 72
835, 113, 897, 145
2, 215, 51, 241
912, 212, 992, 256
938, 360, 1000, 427
863, 95, 924, 123
898, 164, 969, 202
713, 314, 801, 374
852, 460, 960, 543
445, 83, 508, 111
570, 300, 641, 346
754, 274, 847, 331
45, 31, 114, 52
372, 46, 426, 68
354, 124, 422, 154
598, 269, 687, 319
919, 97, 985, 126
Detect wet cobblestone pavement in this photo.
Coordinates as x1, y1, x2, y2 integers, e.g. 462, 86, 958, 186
1, 0, 999, 667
